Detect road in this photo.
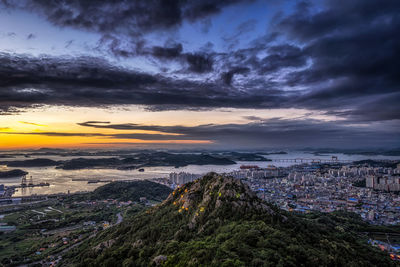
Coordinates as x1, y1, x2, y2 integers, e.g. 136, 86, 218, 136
116, 212, 123, 224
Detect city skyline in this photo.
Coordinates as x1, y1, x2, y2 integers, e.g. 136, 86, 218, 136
0, 0, 399, 149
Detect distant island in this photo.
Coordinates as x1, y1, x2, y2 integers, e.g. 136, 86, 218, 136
0, 169, 28, 178
59, 152, 237, 170
1, 152, 238, 170
259, 151, 288, 155
2, 158, 59, 167
214, 152, 271, 161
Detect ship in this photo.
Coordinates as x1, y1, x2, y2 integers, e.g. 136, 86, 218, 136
240, 165, 260, 170
87, 180, 100, 184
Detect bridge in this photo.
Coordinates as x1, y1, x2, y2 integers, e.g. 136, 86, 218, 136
271, 157, 353, 163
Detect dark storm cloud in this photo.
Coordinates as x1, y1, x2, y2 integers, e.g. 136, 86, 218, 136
0, 52, 284, 113
221, 67, 250, 85
1, 0, 252, 35
75, 119, 399, 148
277, 0, 399, 42
0, 0, 251, 72
326, 93, 400, 122
0, 0, 399, 125
276, 0, 400, 120
150, 43, 214, 73
3, 118, 398, 147
258, 44, 307, 74
185, 53, 213, 73
152, 43, 183, 59
95, 36, 215, 74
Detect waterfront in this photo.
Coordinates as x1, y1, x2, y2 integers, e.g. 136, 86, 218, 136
1, 151, 399, 196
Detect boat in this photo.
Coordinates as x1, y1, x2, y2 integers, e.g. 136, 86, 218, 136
138, 168, 145, 172
240, 165, 260, 170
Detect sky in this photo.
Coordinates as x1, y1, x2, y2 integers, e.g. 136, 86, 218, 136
0, 0, 399, 150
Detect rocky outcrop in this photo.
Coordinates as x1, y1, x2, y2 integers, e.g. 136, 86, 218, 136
152, 255, 167, 265
93, 239, 116, 253
163, 173, 277, 229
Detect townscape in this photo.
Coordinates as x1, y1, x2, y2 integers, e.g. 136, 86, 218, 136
1, 159, 400, 265
0, 0, 399, 265
167, 161, 400, 225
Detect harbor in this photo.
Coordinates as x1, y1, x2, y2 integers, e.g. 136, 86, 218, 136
0, 175, 50, 199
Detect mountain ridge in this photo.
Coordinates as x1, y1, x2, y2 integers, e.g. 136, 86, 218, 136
62, 173, 395, 267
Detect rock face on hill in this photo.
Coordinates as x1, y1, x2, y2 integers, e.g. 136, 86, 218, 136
162, 174, 278, 230
61, 173, 395, 267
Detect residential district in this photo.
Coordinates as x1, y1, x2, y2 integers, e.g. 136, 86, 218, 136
1, 160, 399, 263
168, 162, 400, 226
167, 161, 400, 261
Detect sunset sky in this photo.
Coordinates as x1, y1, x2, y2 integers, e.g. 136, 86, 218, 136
0, 0, 399, 150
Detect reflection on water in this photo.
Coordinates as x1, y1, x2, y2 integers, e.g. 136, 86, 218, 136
1, 152, 399, 196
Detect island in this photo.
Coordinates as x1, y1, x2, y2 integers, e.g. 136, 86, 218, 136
2, 158, 59, 167
0, 169, 28, 178
58, 152, 236, 170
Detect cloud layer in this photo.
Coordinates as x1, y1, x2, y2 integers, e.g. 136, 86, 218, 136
5, 119, 398, 148
0, 0, 399, 148
0, 0, 398, 120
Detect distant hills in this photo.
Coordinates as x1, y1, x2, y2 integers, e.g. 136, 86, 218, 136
0, 169, 28, 178
0, 151, 274, 170
61, 174, 395, 266
87, 180, 172, 202
3, 158, 59, 167
0, 152, 241, 170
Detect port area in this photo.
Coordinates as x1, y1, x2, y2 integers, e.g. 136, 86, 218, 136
0, 175, 51, 199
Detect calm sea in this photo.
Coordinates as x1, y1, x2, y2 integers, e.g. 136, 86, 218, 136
1, 152, 399, 196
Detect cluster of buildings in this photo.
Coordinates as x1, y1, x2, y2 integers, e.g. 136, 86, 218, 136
328, 164, 400, 192
229, 165, 284, 180
249, 164, 400, 225
168, 166, 285, 186
0, 184, 5, 198
167, 162, 400, 225
366, 176, 400, 191
169, 172, 202, 185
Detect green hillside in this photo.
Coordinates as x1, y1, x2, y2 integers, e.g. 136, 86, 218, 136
61, 173, 396, 266
88, 180, 172, 202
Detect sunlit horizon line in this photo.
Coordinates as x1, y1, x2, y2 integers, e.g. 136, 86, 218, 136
0, 140, 214, 150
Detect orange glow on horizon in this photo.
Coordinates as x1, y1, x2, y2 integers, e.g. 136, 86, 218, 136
0, 133, 212, 149
0, 110, 212, 149
0, 105, 337, 150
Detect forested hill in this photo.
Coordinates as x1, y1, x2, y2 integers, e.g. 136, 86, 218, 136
88, 180, 172, 202
62, 173, 395, 266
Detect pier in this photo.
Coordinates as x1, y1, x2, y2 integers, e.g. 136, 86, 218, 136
18, 175, 50, 188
